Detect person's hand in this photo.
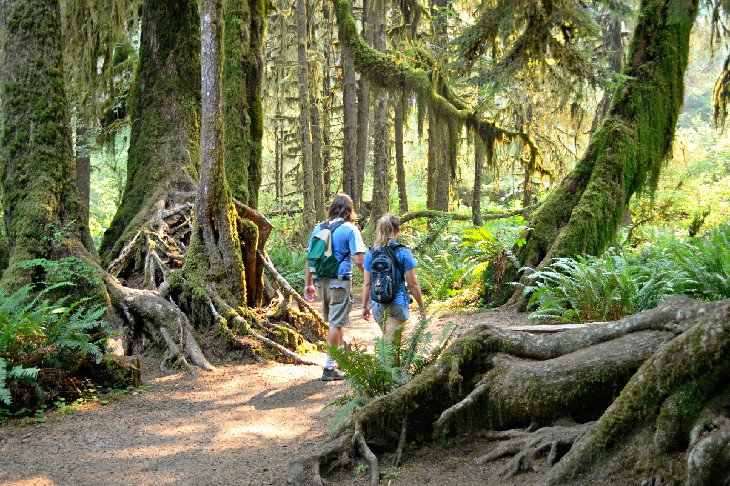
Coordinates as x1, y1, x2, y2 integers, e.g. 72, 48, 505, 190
304, 284, 318, 302
418, 306, 427, 321
362, 305, 371, 320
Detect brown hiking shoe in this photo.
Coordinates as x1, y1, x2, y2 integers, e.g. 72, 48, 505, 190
321, 367, 346, 381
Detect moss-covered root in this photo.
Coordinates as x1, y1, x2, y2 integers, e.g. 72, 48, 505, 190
106, 275, 215, 372
543, 299, 730, 485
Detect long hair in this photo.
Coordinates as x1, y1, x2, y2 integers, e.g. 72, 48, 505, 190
375, 213, 400, 247
328, 194, 356, 223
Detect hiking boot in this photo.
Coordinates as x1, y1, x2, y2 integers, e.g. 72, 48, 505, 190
322, 367, 346, 381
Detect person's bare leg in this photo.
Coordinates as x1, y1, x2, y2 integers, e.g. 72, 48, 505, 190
385, 318, 406, 341
329, 326, 344, 347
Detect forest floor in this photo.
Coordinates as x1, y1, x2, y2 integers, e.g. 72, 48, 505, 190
0, 301, 542, 486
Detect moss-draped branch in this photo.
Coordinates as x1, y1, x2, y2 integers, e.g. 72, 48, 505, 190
333, 0, 538, 161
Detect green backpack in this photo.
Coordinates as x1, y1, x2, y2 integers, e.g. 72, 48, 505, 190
307, 220, 346, 278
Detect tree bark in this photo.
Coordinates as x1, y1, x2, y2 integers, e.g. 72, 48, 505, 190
297, 0, 316, 233
75, 122, 92, 231
186, 0, 246, 305
100, 0, 201, 262
223, 0, 265, 208
0, 0, 96, 288
341, 38, 359, 199
487, 0, 700, 306
354, 0, 372, 210
321, 5, 334, 203
394, 91, 408, 214
308, 25, 326, 220
368, 0, 390, 227
472, 134, 484, 226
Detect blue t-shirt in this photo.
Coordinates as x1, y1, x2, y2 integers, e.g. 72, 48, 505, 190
363, 242, 417, 308
308, 219, 366, 279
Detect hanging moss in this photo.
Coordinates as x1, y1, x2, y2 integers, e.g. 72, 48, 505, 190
496, 0, 699, 282
100, 0, 201, 262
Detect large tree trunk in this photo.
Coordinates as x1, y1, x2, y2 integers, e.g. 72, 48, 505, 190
297, 0, 316, 233
100, 0, 201, 262
472, 133, 485, 226
75, 122, 92, 232
223, 0, 265, 208
354, 0, 372, 211
394, 91, 408, 214
487, 0, 699, 305
0, 0, 96, 288
368, 0, 390, 227
288, 297, 730, 485
341, 38, 358, 199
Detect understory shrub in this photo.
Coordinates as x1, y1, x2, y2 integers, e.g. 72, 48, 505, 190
0, 280, 112, 412
328, 318, 452, 428
412, 216, 526, 302
526, 224, 730, 322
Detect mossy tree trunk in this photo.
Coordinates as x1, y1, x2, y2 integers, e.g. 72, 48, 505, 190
368, 0, 390, 227
472, 133, 484, 226
394, 91, 408, 214
223, 0, 265, 209
75, 121, 92, 232
308, 7, 326, 220
186, 0, 246, 305
355, 0, 372, 210
487, 0, 700, 306
296, 0, 316, 233
100, 0, 201, 262
342, 38, 359, 199
0, 0, 96, 288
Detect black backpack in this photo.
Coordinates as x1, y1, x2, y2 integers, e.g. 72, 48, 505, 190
370, 244, 406, 304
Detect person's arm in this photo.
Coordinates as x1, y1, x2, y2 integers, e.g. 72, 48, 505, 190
304, 229, 318, 302
362, 270, 371, 320
405, 268, 427, 320
352, 253, 364, 272
304, 264, 318, 302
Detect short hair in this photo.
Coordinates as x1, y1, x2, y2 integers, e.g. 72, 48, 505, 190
328, 194, 356, 223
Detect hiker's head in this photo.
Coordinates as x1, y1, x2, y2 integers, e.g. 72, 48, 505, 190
375, 213, 401, 246
328, 194, 356, 223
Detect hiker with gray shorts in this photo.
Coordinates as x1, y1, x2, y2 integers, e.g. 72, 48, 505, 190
304, 194, 366, 381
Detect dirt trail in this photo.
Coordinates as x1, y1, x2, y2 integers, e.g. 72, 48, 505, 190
0, 307, 528, 486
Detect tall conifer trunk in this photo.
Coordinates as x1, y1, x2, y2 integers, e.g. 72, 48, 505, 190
0, 0, 96, 288
342, 39, 358, 198
355, 0, 372, 209
296, 0, 315, 232
394, 92, 408, 214
369, 0, 390, 225
472, 134, 484, 226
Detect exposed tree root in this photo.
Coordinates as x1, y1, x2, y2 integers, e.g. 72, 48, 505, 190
106, 275, 215, 372
103, 195, 326, 371
475, 422, 593, 477
354, 421, 379, 486
287, 298, 730, 485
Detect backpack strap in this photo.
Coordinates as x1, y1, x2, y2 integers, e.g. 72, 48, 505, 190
382, 244, 406, 274
327, 219, 349, 266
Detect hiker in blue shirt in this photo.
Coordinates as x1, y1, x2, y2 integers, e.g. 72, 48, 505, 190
304, 194, 366, 381
362, 213, 427, 340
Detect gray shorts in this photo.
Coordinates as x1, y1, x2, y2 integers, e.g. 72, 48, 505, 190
316, 278, 352, 328
371, 301, 410, 324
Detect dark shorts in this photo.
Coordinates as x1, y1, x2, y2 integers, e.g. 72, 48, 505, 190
316, 278, 352, 328
371, 301, 410, 324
